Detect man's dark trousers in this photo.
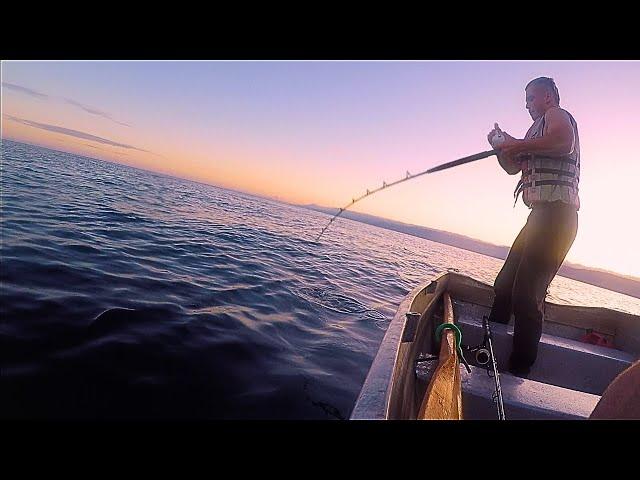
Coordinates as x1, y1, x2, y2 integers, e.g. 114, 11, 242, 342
488, 200, 578, 375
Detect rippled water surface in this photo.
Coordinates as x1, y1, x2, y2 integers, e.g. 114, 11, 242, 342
2, 140, 639, 419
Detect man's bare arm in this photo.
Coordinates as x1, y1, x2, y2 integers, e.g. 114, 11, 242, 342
499, 107, 575, 158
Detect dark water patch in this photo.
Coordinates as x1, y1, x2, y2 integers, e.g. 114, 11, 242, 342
58, 242, 103, 255
302, 378, 346, 420
88, 307, 172, 337
296, 286, 386, 320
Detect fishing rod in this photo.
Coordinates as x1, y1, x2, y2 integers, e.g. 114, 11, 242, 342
314, 148, 499, 242
466, 316, 506, 420
485, 316, 506, 420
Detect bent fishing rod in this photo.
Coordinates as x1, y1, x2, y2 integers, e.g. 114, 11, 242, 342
314, 148, 498, 242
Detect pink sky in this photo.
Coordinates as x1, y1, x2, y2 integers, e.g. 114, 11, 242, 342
2, 61, 639, 278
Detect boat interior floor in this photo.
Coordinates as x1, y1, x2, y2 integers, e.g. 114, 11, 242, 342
414, 298, 636, 420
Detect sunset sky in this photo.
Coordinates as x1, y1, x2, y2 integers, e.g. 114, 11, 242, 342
2, 61, 639, 278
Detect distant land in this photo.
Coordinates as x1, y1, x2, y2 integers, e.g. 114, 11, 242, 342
301, 204, 640, 300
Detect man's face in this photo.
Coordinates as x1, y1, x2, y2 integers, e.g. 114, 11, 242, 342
525, 85, 550, 121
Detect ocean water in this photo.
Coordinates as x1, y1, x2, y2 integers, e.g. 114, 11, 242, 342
2, 139, 639, 419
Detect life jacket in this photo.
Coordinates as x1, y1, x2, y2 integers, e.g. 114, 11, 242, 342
513, 107, 580, 210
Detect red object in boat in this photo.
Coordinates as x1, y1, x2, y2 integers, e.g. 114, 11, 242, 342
581, 330, 613, 348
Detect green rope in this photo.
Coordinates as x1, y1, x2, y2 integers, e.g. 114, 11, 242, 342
435, 323, 465, 361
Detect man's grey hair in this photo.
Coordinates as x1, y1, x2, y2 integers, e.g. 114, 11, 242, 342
526, 77, 560, 105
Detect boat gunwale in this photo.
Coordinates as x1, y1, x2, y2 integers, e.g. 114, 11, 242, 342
351, 273, 450, 419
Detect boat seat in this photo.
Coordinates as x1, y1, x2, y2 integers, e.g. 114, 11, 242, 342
453, 301, 636, 395
460, 365, 601, 419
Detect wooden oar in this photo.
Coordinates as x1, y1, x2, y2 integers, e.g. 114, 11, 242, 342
418, 292, 463, 420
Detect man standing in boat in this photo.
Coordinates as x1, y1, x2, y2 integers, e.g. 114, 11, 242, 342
486, 77, 580, 377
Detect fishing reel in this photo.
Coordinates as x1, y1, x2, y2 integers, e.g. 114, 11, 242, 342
463, 316, 506, 420
462, 317, 495, 371
462, 344, 491, 367
475, 347, 491, 366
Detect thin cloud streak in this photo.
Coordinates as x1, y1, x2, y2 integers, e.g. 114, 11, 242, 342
63, 98, 131, 127
2, 82, 49, 100
49, 136, 131, 158
5, 114, 152, 154
2, 82, 131, 127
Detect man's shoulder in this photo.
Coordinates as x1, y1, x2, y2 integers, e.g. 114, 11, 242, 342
544, 106, 575, 124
